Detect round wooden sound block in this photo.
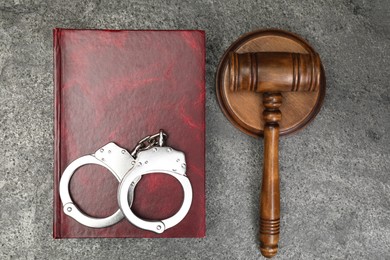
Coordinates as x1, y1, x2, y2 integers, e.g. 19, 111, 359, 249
216, 29, 326, 137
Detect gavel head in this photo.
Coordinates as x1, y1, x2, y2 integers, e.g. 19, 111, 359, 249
229, 52, 322, 93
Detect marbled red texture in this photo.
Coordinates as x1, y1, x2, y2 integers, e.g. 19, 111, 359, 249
53, 29, 205, 238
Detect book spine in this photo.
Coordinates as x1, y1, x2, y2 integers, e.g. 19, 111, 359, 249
53, 28, 62, 239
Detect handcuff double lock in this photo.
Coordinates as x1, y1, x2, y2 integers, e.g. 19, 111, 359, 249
59, 130, 192, 233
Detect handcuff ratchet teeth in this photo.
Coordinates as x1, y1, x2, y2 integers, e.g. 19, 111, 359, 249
58, 130, 193, 232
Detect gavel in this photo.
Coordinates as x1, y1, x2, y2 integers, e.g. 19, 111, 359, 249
228, 51, 322, 257
216, 29, 325, 258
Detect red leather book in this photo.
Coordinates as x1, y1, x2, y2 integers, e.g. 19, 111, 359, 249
53, 29, 205, 238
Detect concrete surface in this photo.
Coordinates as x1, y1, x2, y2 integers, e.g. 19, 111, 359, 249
0, 0, 389, 259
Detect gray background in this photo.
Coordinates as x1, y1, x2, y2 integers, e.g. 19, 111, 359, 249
0, 0, 389, 259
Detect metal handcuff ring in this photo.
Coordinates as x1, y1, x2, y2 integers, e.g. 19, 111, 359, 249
118, 132, 193, 234
59, 131, 192, 232
59, 142, 136, 228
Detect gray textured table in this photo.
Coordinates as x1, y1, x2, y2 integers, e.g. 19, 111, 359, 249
0, 0, 389, 259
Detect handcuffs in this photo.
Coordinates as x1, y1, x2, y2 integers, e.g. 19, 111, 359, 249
59, 130, 192, 233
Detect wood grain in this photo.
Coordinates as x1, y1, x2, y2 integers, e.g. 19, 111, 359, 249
259, 93, 282, 258
229, 52, 321, 92
215, 29, 326, 258
216, 29, 326, 137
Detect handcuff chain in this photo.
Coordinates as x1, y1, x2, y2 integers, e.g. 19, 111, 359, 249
130, 130, 167, 157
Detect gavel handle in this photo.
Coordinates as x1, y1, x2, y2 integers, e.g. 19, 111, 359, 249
259, 93, 281, 258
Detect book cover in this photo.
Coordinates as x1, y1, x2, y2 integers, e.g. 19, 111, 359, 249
53, 29, 205, 238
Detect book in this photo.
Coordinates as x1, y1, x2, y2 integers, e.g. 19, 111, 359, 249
53, 29, 205, 238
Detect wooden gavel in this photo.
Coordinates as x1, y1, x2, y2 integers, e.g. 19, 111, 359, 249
228, 52, 321, 257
